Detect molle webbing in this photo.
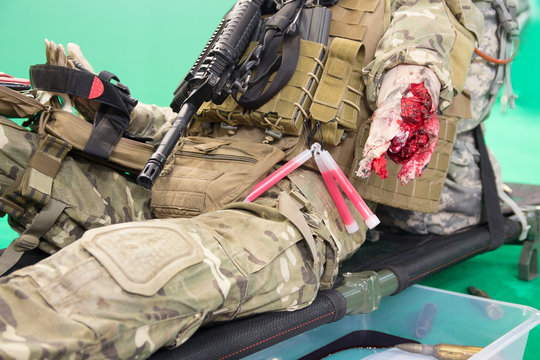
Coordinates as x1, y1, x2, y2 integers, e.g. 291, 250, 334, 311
309, 37, 365, 146
0, 134, 71, 218
196, 39, 326, 140
328, 0, 387, 62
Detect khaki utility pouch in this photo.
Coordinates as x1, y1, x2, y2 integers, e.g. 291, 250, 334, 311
41, 109, 153, 173
309, 37, 365, 146
150, 137, 285, 218
195, 39, 326, 141
0, 85, 153, 173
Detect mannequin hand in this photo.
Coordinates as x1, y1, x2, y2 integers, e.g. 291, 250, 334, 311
42, 39, 99, 117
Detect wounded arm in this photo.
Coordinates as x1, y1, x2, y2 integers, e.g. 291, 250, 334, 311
364, 0, 483, 111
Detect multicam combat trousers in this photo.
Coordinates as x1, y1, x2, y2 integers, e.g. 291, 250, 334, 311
0, 116, 367, 359
0, 116, 154, 251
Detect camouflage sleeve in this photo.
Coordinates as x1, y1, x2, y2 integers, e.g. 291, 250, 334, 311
364, 0, 484, 111
126, 103, 177, 146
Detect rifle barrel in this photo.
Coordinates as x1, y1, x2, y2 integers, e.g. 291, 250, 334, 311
136, 102, 198, 189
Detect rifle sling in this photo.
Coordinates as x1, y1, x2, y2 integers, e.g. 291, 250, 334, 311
236, 1, 302, 110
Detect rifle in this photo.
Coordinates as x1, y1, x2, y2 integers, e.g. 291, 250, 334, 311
137, 0, 265, 188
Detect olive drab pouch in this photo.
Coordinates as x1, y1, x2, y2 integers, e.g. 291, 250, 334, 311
195, 38, 326, 142
308, 37, 365, 146
150, 137, 285, 218
308, 0, 389, 147
327, 0, 388, 63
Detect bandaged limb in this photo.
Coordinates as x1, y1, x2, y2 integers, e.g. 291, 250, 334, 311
41, 40, 176, 142
356, 65, 441, 184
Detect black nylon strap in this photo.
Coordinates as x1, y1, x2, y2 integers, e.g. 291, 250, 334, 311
30, 65, 136, 160
83, 105, 129, 159
474, 125, 505, 250
239, 31, 301, 109
236, 1, 302, 110
83, 70, 135, 159
30, 65, 129, 113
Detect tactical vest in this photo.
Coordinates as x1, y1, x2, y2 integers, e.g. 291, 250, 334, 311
0, 0, 479, 263
150, 0, 474, 217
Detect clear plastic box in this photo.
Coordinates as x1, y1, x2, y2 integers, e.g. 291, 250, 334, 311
244, 285, 540, 359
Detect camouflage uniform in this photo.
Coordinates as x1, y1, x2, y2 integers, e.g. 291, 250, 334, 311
0, 169, 366, 359
0, 0, 489, 358
0, 101, 177, 252
376, 1, 504, 235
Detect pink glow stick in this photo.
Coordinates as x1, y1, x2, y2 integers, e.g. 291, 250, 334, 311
244, 149, 313, 202
314, 145, 380, 229
314, 153, 359, 234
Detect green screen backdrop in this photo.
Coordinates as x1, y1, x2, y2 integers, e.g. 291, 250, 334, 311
1, 1, 540, 359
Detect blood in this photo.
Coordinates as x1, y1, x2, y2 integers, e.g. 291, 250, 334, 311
372, 155, 388, 179
386, 82, 434, 165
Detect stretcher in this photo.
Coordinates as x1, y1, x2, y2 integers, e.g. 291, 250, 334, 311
5, 184, 538, 360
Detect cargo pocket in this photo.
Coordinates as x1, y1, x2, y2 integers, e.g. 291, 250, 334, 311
81, 220, 204, 296
205, 197, 309, 277
151, 137, 285, 218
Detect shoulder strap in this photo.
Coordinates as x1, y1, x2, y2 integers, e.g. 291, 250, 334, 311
474, 125, 504, 250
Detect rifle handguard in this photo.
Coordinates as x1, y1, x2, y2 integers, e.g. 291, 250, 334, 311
138, 0, 265, 188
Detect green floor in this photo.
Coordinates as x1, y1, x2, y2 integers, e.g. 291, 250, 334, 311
1, 0, 540, 359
